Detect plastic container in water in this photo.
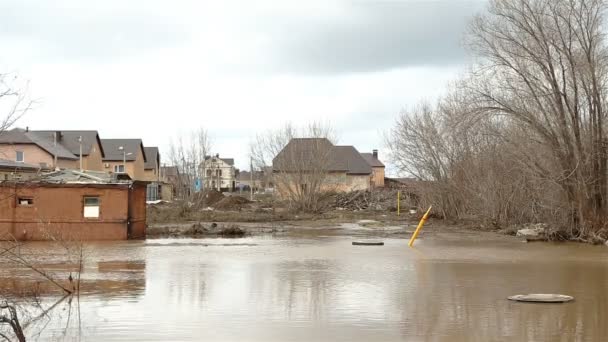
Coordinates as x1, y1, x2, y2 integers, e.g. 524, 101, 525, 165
508, 294, 574, 303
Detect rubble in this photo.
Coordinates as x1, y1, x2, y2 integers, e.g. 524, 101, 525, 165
332, 190, 404, 211
516, 223, 547, 241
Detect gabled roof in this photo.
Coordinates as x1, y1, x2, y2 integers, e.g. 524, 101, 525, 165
33, 130, 105, 158
161, 166, 179, 176
204, 155, 234, 166
330, 146, 372, 174
273, 138, 372, 175
360, 153, 385, 168
101, 139, 147, 162
144, 147, 159, 170
0, 128, 78, 160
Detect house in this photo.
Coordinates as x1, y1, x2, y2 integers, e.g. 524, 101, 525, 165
32, 130, 106, 170
360, 150, 385, 188
101, 139, 147, 180
200, 154, 237, 192
142, 146, 171, 201
272, 138, 374, 194
0, 159, 49, 181
0, 128, 105, 170
0, 169, 147, 241
237, 167, 274, 192
161, 165, 188, 199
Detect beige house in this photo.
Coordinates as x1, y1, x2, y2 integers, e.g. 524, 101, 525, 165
101, 139, 147, 180
0, 128, 105, 171
142, 146, 172, 201
360, 150, 385, 188
0, 159, 47, 180
200, 154, 236, 192
273, 138, 376, 195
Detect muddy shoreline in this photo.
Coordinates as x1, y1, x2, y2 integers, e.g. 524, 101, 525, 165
146, 216, 515, 242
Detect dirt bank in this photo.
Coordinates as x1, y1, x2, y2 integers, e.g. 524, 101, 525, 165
147, 216, 514, 242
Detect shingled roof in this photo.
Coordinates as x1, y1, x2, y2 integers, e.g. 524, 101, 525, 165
0, 128, 78, 160
360, 153, 385, 168
204, 155, 234, 166
101, 139, 147, 162
273, 138, 372, 175
33, 130, 105, 157
144, 147, 159, 170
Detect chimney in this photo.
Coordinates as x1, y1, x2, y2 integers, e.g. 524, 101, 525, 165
55, 131, 62, 141
25, 126, 29, 132
373, 149, 378, 159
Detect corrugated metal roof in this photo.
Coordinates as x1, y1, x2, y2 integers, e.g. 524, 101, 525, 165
39, 169, 131, 184
101, 139, 147, 162
0, 159, 43, 170
360, 153, 385, 168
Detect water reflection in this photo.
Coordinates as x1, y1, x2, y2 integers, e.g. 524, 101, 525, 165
2, 237, 608, 341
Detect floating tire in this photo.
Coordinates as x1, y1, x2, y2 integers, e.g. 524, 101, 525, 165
352, 241, 384, 246
508, 294, 574, 303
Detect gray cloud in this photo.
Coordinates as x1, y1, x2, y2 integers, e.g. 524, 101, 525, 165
0, 1, 188, 62
254, 1, 485, 74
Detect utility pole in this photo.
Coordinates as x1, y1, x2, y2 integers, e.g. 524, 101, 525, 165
78, 136, 83, 171
53, 132, 58, 169
250, 157, 254, 201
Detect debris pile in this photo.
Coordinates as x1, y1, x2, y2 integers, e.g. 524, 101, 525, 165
332, 190, 405, 211
218, 224, 247, 237
201, 190, 225, 206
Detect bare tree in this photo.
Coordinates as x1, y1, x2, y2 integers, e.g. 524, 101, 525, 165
168, 128, 212, 203
0, 73, 31, 134
388, 0, 608, 239
250, 122, 337, 212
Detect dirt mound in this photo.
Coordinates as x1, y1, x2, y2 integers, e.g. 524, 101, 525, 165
191, 190, 224, 206
213, 195, 251, 210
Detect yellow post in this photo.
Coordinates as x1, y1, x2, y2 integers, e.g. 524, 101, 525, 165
408, 206, 432, 247
397, 191, 401, 216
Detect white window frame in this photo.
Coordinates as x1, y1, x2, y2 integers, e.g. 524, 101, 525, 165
83, 196, 100, 218
114, 165, 126, 173
15, 151, 24, 163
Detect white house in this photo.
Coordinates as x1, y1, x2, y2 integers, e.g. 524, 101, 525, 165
200, 154, 236, 192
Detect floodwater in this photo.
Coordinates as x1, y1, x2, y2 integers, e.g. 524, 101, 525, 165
2, 231, 608, 341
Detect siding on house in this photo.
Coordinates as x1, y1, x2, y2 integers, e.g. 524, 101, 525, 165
0, 144, 55, 167
101, 139, 147, 180
83, 139, 104, 171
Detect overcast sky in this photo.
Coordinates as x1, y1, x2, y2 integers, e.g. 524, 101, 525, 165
0, 0, 484, 174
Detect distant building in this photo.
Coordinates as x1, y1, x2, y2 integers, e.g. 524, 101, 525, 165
161, 165, 188, 199
0, 169, 147, 241
100, 139, 147, 180
236, 167, 274, 192
360, 150, 385, 188
0, 159, 48, 181
200, 154, 236, 192
0, 128, 105, 170
273, 138, 385, 193
142, 146, 171, 201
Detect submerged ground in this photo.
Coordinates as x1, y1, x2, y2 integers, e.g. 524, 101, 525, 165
1, 223, 607, 341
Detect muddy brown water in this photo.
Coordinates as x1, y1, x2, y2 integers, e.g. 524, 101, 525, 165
1, 231, 608, 341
